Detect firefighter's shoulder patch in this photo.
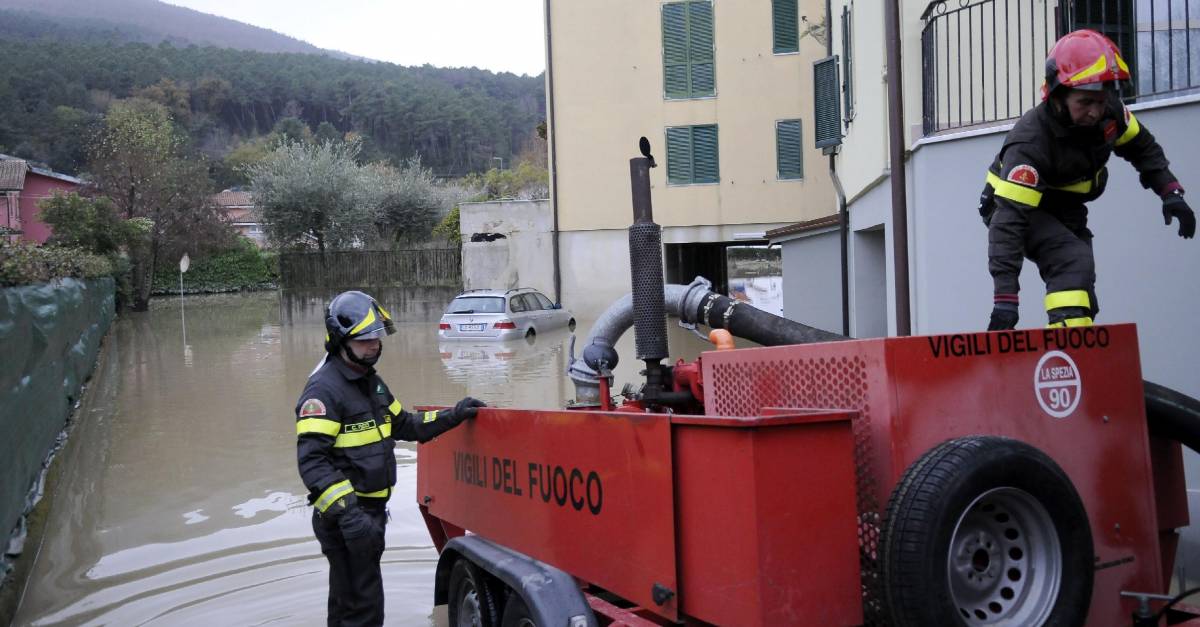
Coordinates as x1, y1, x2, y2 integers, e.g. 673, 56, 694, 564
1103, 120, 1119, 141
300, 398, 327, 417
1007, 164, 1040, 187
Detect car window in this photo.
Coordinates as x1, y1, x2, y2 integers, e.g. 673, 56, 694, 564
508, 295, 528, 313
446, 296, 504, 314
533, 292, 554, 309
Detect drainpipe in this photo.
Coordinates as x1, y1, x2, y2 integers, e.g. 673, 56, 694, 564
827, 0, 850, 337
544, 0, 563, 305
885, 0, 911, 336
831, 166, 850, 337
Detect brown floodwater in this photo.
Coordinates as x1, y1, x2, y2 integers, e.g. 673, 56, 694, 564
12, 289, 718, 626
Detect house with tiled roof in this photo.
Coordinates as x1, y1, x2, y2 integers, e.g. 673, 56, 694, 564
0, 156, 83, 243
213, 190, 266, 248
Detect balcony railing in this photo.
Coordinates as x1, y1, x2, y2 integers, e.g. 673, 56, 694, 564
921, 0, 1200, 135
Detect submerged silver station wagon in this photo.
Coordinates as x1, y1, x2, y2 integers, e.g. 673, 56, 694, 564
438, 288, 575, 340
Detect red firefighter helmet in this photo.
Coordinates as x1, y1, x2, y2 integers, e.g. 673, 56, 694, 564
1042, 29, 1130, 100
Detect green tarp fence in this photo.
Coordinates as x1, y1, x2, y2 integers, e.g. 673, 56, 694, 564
0, 278, 114, 543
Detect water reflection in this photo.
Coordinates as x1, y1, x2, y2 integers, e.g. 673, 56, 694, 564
438, 331, 572, 410
14, 288, 723, 626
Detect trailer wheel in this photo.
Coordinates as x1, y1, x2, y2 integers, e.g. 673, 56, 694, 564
448, 558, 499, 627
500, 592, 535, 627
880, 436, 1093, 626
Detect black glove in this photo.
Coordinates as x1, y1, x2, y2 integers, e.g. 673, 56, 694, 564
988, 302, 1019, 331
338, 505, 383, 558
1163, 192, 1196, 239
451, 397, 487, 423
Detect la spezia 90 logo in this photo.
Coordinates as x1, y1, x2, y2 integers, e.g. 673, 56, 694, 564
1034, 350, 1082, 418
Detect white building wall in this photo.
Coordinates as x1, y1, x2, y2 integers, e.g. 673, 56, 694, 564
828, 1, 891, 200
777, 228, 843, 334
459, 200, 556, 297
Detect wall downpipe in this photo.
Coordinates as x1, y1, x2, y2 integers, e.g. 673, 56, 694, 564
544, 0, 563, 305
885, 0, 912, 335
826, 0, 850, 337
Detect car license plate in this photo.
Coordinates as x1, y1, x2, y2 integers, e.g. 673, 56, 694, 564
459, 323, 485, 332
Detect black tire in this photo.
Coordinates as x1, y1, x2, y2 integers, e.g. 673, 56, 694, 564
500, 591, 536, 627
567, 318, 577, 332
880, 436, 1093, 626
447, 558, 499, 627
524, 328, 536, 339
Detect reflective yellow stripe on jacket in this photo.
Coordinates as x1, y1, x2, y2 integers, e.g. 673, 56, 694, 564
297, 418, 341, 437
299, 416, 391, 447
314, 480, 354, 513
1116, 112, 1141, 147
987, 171, 1042, 207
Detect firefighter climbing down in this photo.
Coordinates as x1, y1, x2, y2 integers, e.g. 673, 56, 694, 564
979, 29, 1194, 331
295, 290, 486, 626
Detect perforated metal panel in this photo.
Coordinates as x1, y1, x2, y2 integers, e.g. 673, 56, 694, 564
708, 354, 883, 623
629, 223, 667, 361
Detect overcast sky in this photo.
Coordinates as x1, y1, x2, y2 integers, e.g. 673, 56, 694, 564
161, 0, 547, 76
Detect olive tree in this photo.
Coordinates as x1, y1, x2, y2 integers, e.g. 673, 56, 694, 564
248, 139, 373, 251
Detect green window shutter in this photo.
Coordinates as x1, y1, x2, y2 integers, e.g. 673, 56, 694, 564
841, 6, 854, 121
662, 1, 715, 99
776, 119, 803, 179
688, 1, 715, 97
666, 126, 693, 184
666, 125, 718, 184
772, 0, 799, 54
663, 3, 690, 98
813, 56, 842, 149
691, 125, 719, 183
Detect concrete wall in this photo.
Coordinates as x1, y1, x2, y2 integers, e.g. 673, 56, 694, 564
459, 200, 556, 298
908, 96, 1200, 398
548, 0, 836, 234
777, 228, 842, 333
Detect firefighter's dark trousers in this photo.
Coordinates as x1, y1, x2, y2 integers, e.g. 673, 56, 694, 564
312, 504, 388, 627
989, 204, 1099, 326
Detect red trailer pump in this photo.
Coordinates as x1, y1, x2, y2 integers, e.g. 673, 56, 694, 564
419, 326, 1195, 626
417, 142, 1200, 626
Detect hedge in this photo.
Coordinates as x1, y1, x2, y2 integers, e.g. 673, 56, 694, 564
151, 241, 278, 294
0, 240, 113, 287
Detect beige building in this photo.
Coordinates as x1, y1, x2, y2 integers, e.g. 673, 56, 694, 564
545, 0, 836, 314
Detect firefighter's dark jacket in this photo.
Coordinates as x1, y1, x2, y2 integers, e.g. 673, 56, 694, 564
983, 100, 1178, 294
295, 355, 458, 513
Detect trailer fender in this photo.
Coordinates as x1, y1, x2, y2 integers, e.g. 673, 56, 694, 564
434, 535, 598, 627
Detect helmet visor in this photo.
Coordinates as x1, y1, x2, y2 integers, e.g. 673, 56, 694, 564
353, 325, 393, 340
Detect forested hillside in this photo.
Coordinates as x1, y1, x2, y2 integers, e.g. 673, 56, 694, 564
0, 0, 336, 55
0, 11, 546, 179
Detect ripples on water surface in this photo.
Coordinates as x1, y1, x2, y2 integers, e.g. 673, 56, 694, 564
13, 289, 717, 625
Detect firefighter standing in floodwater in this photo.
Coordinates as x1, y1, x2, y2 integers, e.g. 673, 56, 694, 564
295, 290, 486, 626
979, 29, 1194, 331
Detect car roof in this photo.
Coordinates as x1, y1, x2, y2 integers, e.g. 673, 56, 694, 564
453, 288, 541, 298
